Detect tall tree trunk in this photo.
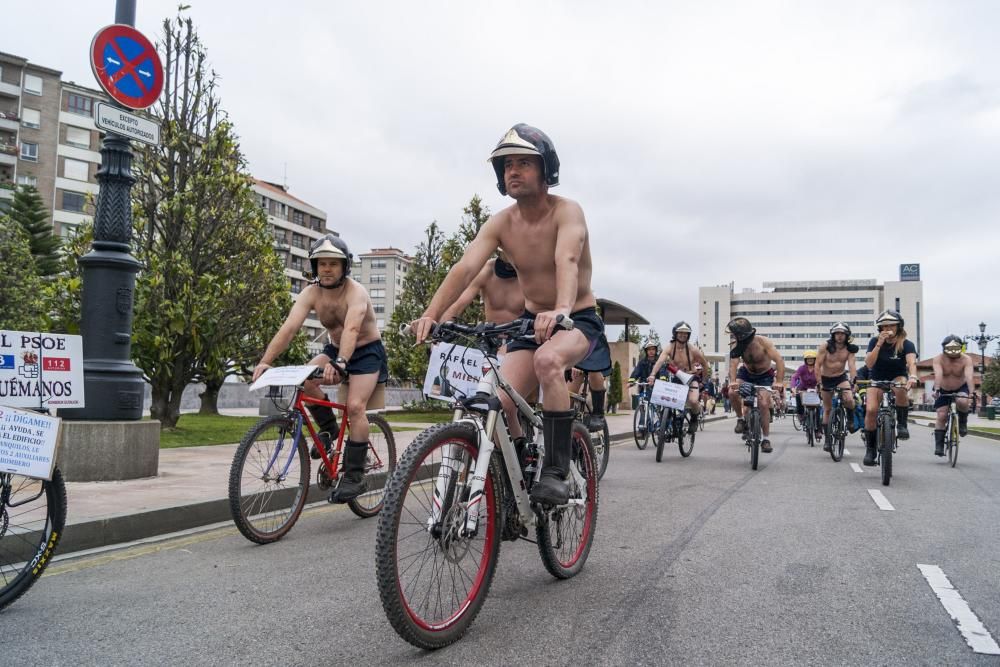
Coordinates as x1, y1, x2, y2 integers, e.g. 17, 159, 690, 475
199, 377, 222, 415
150, 383, 169, 423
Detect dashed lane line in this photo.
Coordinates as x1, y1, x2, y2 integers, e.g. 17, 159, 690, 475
868, 488, 895, 510
918, 564, 1000, 655
850, 463, 864, 473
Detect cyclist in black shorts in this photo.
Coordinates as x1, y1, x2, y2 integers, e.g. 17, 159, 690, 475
862, 309, 918, 465
726, 317, 785, 453
814, 322, 859, 449
931, 335, 974, 455
647, 322, 709, 435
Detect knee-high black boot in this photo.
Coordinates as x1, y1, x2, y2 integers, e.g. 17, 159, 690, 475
587, 390, 606, 431
329, 440, 368, 502
530, 410, 575, 505
308, 404, 340, 459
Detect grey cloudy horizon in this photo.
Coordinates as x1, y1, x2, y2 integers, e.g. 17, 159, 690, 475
7, 1, 1000, 357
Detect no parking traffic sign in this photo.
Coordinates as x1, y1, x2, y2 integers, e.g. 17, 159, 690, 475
90, 24, 163, 110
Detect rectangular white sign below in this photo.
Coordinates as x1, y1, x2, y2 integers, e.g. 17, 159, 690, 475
0, 405, 60, 480
95, 102, 161, 146
248, 365, 317, 392
0, 330, 85, 409
650, 379, 688, 410
423, 343, 490, 403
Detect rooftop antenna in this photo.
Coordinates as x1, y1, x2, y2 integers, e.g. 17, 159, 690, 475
283, 162, 288, 191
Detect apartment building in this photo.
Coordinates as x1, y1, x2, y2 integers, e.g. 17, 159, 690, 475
352, 247, 413, 331
253, 179, 329, 353
699, 269, 925, 380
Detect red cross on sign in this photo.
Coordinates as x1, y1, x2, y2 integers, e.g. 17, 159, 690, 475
90, 24, 164, 110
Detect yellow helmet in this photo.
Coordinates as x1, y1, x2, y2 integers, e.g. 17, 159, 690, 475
803, 350, 817, 360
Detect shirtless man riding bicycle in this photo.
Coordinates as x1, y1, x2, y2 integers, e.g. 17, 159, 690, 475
412, 123, 608, 506
726, 317, 785, 453
815, 322, 859, 450
932, 335, 974, 456
647, 321, 709, 435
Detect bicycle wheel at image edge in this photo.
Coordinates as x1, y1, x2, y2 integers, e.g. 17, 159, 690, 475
594, 419, 610, 480
633, 403, 649, 450
879, 417, 893, 486
537, 422, 599, 579
228, 415, 310, 544
347, 413, 397, 518
0, 469, 67, 611
375, 422, 501, 650
749, 410, 760, 471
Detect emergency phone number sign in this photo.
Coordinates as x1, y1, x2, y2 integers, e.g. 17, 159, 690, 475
0, 331, 85, 409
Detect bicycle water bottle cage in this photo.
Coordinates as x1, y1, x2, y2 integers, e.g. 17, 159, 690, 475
739, 383, 755, 399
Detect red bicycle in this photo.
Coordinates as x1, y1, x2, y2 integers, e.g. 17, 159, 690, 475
228, 369, 396, 543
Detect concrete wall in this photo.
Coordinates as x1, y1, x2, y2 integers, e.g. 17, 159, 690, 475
142, 382, 424, 412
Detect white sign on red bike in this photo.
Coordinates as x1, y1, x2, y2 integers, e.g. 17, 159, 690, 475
423, 343, 491, 402
248, 365, 317, 392
650, 379, 688, 410
0, 405, 60, 480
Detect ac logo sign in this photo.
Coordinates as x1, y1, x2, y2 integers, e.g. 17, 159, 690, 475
900, 264, 920, 282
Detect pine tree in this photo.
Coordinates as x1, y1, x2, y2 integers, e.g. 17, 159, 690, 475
0, 215, 45, 330
9, 185, 61, 276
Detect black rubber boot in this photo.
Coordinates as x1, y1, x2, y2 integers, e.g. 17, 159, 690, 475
958, 411, 968, 437
823, 423, 832, 451
863, 430, 878, 466
530, 410, 575, 506
308, 404, 339, 459
934, 429, 945, 457
688, 411, 699, 434
735, 418, 746, 434
896, 407, 909, 440
586, 390, 607, 431
329, 441, 368, 502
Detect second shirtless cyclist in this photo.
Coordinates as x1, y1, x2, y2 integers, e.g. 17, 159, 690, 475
412, 123, 609, 506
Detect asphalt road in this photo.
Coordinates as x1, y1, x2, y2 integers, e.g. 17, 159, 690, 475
5, 417, 999, 666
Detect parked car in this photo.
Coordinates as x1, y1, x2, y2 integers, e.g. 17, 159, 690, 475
991, 397, 1000, 409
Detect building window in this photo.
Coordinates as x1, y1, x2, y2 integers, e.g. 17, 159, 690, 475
66, 126, 91, 149
21, 108, 40, 129
67, 94, 93, 116
373, 303, 385, 314
258, 195, 268, 210
292, 210, 304, 225
370, 260, 387, 269
17, 175, 37, 187
20, 142, 38, 161
291, 233, 304, 249
23, 74, 43, 95
370, 273, 386, 284
274, 202, 287, 219
62, 191, 87, 213
64, 158, 89, 181
370, 288, 386, 298
291, 256, 303, 271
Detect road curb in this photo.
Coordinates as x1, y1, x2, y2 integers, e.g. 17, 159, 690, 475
909, 417, 1000, 442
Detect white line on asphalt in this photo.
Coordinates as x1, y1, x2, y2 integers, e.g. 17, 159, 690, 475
843, 449, 850, 456
850, 463, 864, 473
917, 564, 1000, 655
868, 489, 895, 510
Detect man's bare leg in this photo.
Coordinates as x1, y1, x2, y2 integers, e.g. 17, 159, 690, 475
498, 350, 539, 440
330, 372, 378, 502
303, 355, 338, 459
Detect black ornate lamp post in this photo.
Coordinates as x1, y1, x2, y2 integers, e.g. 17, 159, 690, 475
967, 322, 998, 395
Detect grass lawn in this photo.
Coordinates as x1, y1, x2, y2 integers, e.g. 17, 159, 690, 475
383, 411, 454, 424
152, 413, 422, 448
970, 427, 1000, 435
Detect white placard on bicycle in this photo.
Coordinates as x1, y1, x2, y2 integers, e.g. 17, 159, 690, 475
0, 329, 85, 409
802, 390, 822, 406
0, 405, 60, 480
248, 365, 317, 392
650, 379, 688, 410
423, 343, 491, 402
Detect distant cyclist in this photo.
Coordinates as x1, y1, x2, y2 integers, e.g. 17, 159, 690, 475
726, 317, 784, 453
815, 322, 859, 449
932, 335, 974, 456
790, 350, 821, 440
630, 340, 660, 387
862, 309, 918, 465
648, 322, 708, 435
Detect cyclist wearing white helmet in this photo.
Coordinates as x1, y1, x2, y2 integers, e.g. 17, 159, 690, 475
861, 309, 918, 465
630, 339, 660, 385
815, 322, 859, 449
412, 123, 606, 507
647, 321, 709, 435
932, 335, 974, 456
253, 234, 387, 502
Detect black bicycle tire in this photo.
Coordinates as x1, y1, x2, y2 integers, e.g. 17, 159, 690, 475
347, 413, 397, 518
596, 419, 611, 480
879, 414, 893, 486
750, 409, 760, 471
633, 402, 648, 450
792, 410, 802, 431
228, 415, 310, 544
655, 409, 669, 462
948, 412, 959, 468
0, 468, 67, 611
830, 408, 845, 462
679, 412, 694, 457
537, 422, 599, 579
375, 422, 501, 650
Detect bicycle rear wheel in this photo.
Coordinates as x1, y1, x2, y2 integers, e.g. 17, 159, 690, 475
878, 416, 893, 486
633, 402, 649, 450
228, 415, 309, 544
792, 411, 802, 431
347, 413, 397, 518
749, 409, 760, 471
0, 469, 67, 611
830, 409, 845, 462
948, 414, 959, 468
806, 410, 815, 447
655, 410, 669, 462
537, 422, 599, 579
678, 413, 694, 457
593, 418, 611, 480
375, 422, 500, 650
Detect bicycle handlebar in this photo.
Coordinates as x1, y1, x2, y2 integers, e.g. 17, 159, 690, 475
400, 316, 575, 344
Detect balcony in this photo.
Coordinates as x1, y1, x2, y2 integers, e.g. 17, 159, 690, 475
0, 145, 16, 166
0, 111, 17, 131
0, 181, 14, 200
0, 81, 20, 97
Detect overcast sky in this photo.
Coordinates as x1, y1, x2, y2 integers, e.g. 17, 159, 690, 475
7, 1, 1000, 357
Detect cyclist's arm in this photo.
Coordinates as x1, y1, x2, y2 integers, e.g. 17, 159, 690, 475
420, 218, 500, 324
255, 288, 316, 379
335, 290, 370, 364
963, 355, 975, 391
931, 355, 943, 390
729, 357, 739, 387
814, 346, 827, 381
847, 353, 857, 384
692, 346, 710, 373
440, 261, 490, 323
766, 339, 785, 388
649, 349, 670, 380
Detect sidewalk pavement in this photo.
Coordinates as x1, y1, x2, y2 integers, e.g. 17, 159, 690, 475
57, 410, 736, 554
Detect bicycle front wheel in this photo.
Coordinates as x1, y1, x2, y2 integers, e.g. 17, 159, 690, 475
633, 403, 649, 450
806, 411, 815, 447
749, 409, 760, 471
830, 409, 845, 462
948, 415, 959, 468
679, 413, 694, 458
0, 469, 67, 611
655, 410, 669, 462
878, 416, 893, 486
537, 422, 599, 579
228, 415, 309, 544
792, 411, 802, 431
594, 418, 611, 480
375, 422, 500, 650
347, 413, 397, 518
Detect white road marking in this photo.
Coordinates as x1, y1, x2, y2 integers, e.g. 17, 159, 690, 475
850, 463, 864, 473
843, 449, 851, 456
918, 564, 1000, 655
868, 489, 894, 510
